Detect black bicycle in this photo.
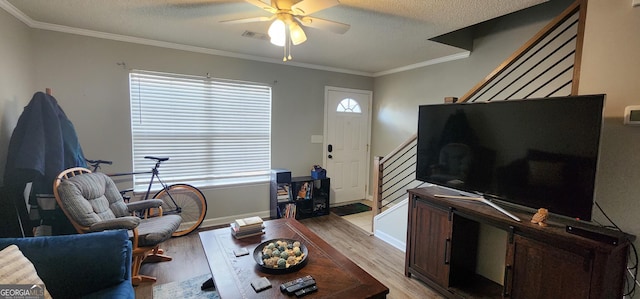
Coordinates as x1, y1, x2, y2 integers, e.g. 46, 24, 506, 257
87, 156, 207, 237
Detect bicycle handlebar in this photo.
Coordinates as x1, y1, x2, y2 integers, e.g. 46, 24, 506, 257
86, 159, 113, 171
86, 159, 113, 166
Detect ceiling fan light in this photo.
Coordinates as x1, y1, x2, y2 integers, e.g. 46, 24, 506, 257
270, 35, 286, 47
268, 19, 286, 46
289, 22, 307, 45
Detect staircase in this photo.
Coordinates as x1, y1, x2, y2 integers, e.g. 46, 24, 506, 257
372, 0, 587, 251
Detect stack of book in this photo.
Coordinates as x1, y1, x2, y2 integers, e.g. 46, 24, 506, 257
283, 203, 296, 218
277, 184, 290, 202
230, 216, 265, 239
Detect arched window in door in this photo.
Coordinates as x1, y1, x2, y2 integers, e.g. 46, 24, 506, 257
336, 98, 362, 113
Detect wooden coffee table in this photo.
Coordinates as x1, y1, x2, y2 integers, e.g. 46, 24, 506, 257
199, 218, 389, 298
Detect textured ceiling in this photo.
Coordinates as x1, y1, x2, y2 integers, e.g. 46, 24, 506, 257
2, 0, 548, 75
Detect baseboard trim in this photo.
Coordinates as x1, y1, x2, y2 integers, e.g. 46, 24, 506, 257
374, 229, 406, 253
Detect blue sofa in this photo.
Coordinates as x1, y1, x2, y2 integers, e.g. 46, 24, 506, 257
0, 230, 134, 299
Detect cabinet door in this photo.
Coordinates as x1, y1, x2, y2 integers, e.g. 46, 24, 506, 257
410, 199, 452, 287
506, 234, 591, 298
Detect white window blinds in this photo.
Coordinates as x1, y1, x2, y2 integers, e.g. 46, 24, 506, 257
129, 71, 271, 190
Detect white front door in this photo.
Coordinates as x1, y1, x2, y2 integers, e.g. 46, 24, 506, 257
324, 86, 372, 205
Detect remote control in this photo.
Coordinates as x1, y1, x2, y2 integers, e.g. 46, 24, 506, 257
285, 278, 316, 294
295, 285, 318, 297
280, 275, 313, 292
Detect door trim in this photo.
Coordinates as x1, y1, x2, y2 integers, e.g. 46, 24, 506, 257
323, 86, 373, 200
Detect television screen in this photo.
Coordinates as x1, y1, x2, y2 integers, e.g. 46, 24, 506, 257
416, 95, 605, 221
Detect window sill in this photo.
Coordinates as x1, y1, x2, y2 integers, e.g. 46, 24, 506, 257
134, 175, 270, 194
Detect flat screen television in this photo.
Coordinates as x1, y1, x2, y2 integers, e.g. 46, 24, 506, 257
416, 94, 605, 221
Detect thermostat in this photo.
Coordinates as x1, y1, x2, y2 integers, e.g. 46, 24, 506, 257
624, 105, 640, 125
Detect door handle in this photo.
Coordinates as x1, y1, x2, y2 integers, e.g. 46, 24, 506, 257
443, 238, 451, 264
328, 144, 333, 152
503, 265, 512, 297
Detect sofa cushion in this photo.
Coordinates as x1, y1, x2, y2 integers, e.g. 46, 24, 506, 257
0, 230, 132, 298
0, 245, 52, 299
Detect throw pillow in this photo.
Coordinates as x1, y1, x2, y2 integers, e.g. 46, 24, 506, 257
0, 245, 52, 299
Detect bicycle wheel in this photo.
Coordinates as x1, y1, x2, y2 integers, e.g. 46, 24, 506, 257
153, 184, 207, 237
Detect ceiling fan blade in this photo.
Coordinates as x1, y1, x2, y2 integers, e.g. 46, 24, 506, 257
298, 16, 350, 34
291, 0, 339, 16
221, 15, 274, 24
244, 0, 277, 14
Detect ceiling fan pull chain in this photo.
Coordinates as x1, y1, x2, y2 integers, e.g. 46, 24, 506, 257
283, 42, 287, 61
288, 35, 293, 61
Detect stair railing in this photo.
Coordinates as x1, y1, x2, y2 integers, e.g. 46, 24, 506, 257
372, 134, 427, 215
372, 0, 587, 223
459, 0, 585, 102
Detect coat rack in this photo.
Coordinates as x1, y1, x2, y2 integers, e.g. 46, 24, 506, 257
3, 87, 55, 237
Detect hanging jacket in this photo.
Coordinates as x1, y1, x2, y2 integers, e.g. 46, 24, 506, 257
3, 91, 87, 202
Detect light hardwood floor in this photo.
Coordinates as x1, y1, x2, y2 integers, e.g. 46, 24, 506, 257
341, 210, 375, 234
339, 199, 392, 234
134, 213, 443, 299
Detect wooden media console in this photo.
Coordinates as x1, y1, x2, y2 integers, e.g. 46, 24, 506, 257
406, 186, 634, 299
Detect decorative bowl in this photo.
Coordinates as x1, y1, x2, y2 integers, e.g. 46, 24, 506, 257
253, 238, 308, 273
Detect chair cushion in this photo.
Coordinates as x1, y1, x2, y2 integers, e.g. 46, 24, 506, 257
0, 245, 52, 299
57, 172, 130, 226
136, 215, 182, 247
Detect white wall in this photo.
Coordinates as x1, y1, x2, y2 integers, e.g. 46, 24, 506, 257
579, 0, 640, 237
0, 15, 373, 226
0, 7, 35, 235
0, 8, 35, 186
373, 198, 409, 252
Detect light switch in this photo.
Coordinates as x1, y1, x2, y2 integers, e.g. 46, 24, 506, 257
311, 135, 323, 143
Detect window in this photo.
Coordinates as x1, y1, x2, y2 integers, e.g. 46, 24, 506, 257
336, 98, 361, 113
129, 71, 271, 190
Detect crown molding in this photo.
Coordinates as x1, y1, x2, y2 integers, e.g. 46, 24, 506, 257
1, 0, 469, 77
0, 0, 34, 26
373, 52, 471, 77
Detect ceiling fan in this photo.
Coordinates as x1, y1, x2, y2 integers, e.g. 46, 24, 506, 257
222, 0, 350, 61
